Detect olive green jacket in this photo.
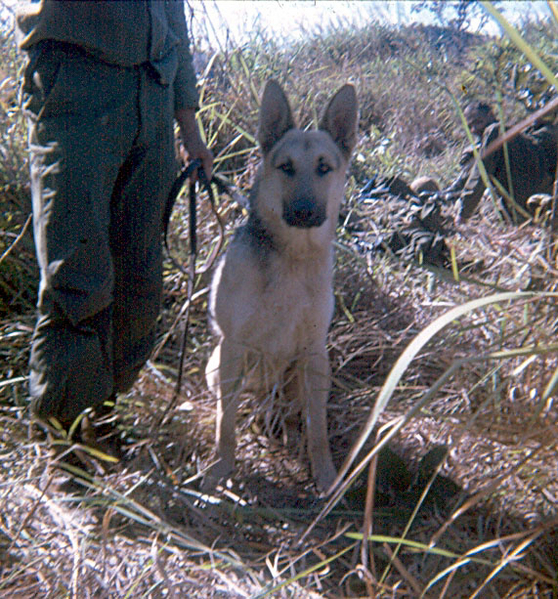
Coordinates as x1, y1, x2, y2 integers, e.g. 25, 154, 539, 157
16, 0, 199, 111
456, 122, 558, 221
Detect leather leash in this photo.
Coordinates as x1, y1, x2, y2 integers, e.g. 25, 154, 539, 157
160, 160, 230, 421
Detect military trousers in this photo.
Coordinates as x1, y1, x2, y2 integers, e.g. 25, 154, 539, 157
23, 41, 177, 426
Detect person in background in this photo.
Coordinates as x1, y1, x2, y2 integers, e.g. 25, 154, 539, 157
445, 100, 557, 225
444, 101, 498, 202
16, 0, 213, 451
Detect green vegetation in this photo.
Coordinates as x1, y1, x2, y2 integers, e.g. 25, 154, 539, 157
0, 9, 36, 316
1, 3, 557, 597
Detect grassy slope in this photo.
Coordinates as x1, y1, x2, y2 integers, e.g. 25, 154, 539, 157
1, 12, 557, 599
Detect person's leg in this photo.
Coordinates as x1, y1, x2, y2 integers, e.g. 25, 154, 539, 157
110, 66, 177, 394
23, 43, 139, 428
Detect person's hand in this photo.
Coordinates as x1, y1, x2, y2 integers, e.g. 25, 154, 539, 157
175, 108, 213, 182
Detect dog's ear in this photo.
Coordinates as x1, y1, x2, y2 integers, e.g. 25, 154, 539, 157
319, 84, 358, 160
258, 80, 295, 155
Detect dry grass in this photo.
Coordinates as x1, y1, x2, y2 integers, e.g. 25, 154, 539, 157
1, 187, 557, 598
1, 9, 558, 599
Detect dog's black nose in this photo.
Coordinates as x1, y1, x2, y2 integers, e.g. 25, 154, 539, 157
283, 197, 326, 228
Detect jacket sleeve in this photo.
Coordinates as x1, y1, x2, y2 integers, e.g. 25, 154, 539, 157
165, 0, 199, 112
446, 142, 480, 195
457, 164, 486, 219
458, 124, 500, 220
446, 153, 474, 195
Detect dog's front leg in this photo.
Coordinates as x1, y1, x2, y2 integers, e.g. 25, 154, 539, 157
204, 338, 244, 490
302, 349, 337, 493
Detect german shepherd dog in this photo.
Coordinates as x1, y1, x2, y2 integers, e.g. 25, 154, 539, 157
205, 80, 358, 492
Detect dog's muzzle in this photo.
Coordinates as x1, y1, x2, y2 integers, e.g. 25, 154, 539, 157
282, 197, 327, 228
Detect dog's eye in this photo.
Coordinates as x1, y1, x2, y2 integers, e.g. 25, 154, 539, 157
317, 161, 332, 176
278, 161, 295, 176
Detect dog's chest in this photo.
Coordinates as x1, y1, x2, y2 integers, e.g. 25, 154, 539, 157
251, 258, 332, 356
